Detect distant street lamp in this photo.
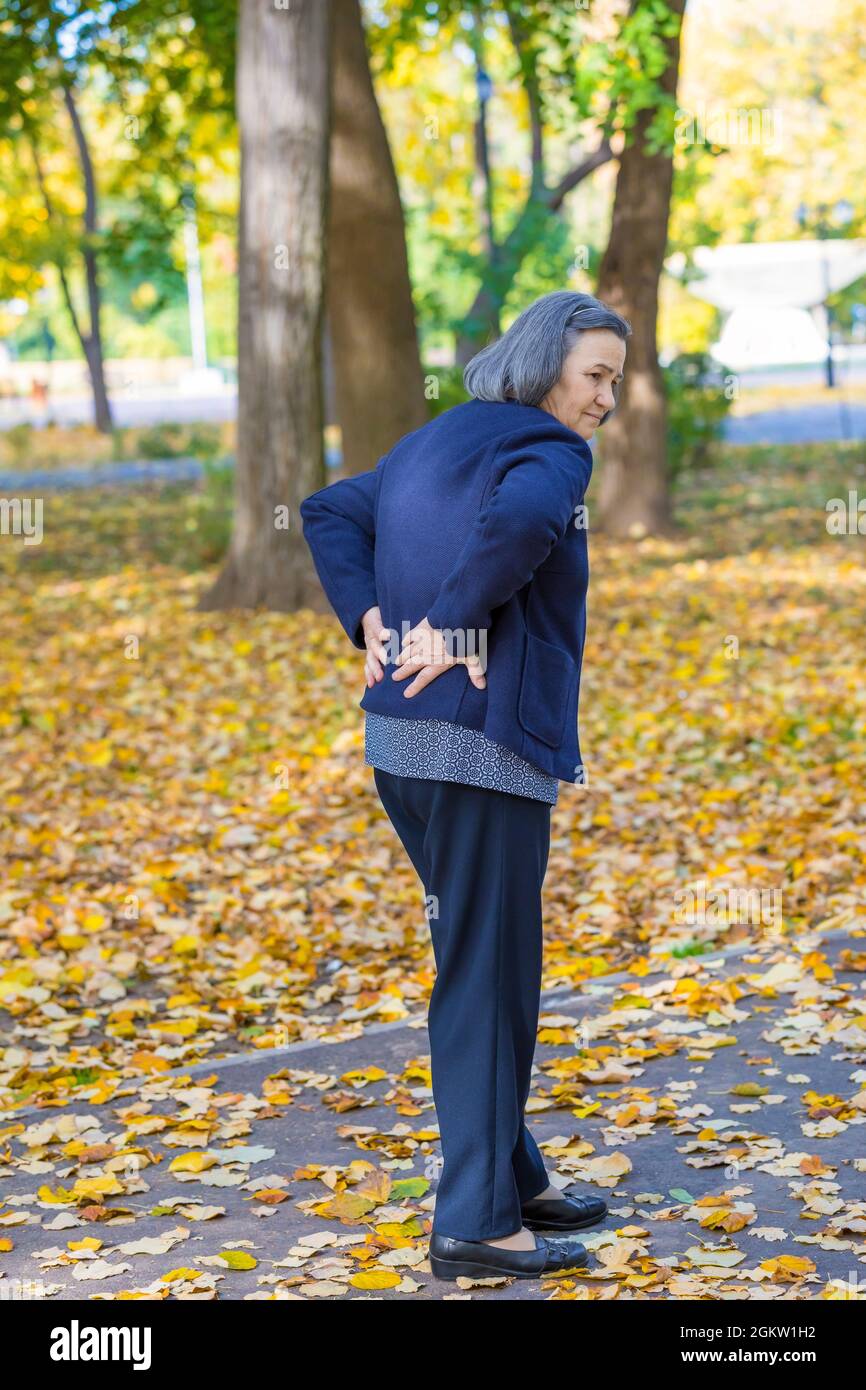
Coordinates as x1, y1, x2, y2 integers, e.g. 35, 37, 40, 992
476, 67, 493, 105
796, 199, 855, 388
472, 55, 497, 286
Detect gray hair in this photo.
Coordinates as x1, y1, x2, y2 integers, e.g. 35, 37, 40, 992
463, 290, 631, 426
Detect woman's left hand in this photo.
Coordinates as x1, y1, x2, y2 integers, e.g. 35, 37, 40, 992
392, 617, 487, 698
361, 606, 391, 688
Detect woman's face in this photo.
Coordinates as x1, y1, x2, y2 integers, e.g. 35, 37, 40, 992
539, 329, 627, 440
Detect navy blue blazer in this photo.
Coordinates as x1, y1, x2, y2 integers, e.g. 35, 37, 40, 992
299, 397, 593, 782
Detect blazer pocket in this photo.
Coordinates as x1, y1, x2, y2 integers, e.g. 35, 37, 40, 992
517, 633, 576, 748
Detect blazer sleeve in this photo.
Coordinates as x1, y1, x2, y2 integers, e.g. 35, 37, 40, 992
425, 435, 591, 648
299, 458, 385, 650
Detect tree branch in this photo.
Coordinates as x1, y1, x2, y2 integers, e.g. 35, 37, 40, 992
547, 137, 615, 211
62, 83, 97, 237
61, 81, 106, 364
29, 137, 87, 348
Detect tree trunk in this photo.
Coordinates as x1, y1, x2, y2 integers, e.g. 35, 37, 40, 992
62, 85, 113, 433
200, 0, 331, 611
594, 0, 686, 539
326, 0, 427, 477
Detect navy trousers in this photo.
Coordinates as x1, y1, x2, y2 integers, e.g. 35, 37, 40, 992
373, 766, 553, 1241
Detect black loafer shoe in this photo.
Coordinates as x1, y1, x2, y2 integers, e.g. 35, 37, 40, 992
429, 1230, 589, 1281
520, 1190, 608, 1232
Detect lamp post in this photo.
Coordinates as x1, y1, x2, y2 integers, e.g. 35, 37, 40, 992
182, 183, 208, 376
796, 199, 854, 389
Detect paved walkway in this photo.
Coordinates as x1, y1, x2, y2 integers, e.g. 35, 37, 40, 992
0, 457, 208, 491
723, 401, 866, 445
2, 926, 864, 1301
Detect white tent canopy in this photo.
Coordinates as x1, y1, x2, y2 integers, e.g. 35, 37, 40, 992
713, 306, 829, 368
670, 239, 866, 311
668, 240, 866, 369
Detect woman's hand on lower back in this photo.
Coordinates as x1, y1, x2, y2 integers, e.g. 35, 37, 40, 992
361, 606, 391, 688
392, 617, 487, 699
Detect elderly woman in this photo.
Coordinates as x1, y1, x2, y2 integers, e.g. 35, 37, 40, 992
300, 290, 630, 1282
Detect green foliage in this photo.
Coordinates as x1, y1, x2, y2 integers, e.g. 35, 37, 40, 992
423, 364, 469, 418
184, 427, 225, 462
576, 0, 685, 150
101, 210, 188, 319
134, 423, 192, 459
663, 350, 733, 480
3, 469, 235, 578
669, 940, 711, 958
0, 0, 237, 368
133, 422, 224, 460
185, 457, 235, 562
3, 423, 35, 465
829, 272, 866, 333
504, 210, 592, 309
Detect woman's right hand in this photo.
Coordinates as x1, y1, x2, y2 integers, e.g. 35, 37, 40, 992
392, 617, 487, 699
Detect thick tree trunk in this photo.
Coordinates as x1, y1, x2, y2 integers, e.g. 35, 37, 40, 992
81, 334, 112, 433
62, 85, 113, 433
594, 0, 686, 539
200, 0, 331, 611
326, 0, 427, 476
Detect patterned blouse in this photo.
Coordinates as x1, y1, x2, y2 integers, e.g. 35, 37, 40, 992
364, 711, 559, 805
